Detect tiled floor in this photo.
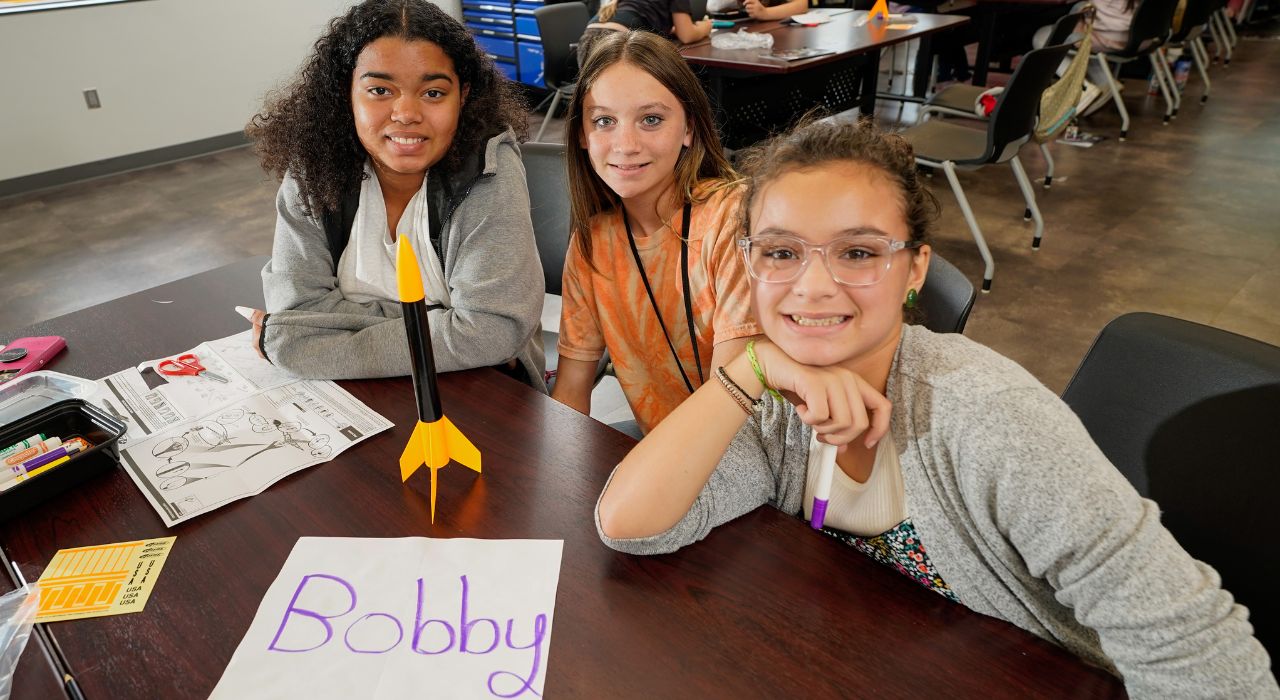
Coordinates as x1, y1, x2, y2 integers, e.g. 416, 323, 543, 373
2, 28, 1277, 420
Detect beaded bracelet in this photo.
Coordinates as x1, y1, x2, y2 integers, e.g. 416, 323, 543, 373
745, 340, 785, 402
714, 367, 758, 415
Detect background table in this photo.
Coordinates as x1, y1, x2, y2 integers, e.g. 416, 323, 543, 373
681, 11, 969, 148
0, 257, 1125, 698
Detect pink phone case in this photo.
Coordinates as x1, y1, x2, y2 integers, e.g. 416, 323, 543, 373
0, 336, 68, 383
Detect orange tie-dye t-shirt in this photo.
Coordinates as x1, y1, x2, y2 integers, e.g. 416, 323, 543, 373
558, 182, 760, 434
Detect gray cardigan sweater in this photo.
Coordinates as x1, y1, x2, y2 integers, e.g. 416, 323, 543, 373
260, 130, 546, 390
598, 324, 1278, 698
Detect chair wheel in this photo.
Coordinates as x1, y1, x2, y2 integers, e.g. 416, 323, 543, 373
1201, 95, 1209, 104
1172, 109, 1179, 118
1043, 176, 1052, 189
1119, 130, 1128, 141
1032, 237, 1042, 249
1023, 208, 1032, 221
981, 279, 992, 292
1163, 116, 1171, 124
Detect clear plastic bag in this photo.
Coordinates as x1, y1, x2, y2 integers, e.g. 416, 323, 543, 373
710, 28, 775, 51
0, 584, 39, 700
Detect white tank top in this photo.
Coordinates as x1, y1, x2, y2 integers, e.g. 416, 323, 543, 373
801, 430, 907, 537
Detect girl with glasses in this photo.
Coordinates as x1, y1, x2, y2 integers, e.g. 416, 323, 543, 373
595, 119, 1276, 697
553, 31, 760, 435
246, 0, 544, 387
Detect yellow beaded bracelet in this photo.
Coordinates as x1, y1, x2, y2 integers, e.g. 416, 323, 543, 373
745, 340, 785, 402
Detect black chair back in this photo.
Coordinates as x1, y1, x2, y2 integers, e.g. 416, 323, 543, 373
1171, 0, 1214, 42
1062, 312, 1280, 655
985, 43, 1072, 164
1120, 0, 1178, 54
1046, 9, 1091, 47
520, 141, 571, 295
535, 3, 590, 90
919, 253, 976, 334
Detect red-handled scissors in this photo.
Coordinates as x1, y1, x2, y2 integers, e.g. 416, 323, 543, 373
157, 353, 229, 383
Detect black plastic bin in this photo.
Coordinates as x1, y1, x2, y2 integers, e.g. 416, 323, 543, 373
0, 399, 125, 520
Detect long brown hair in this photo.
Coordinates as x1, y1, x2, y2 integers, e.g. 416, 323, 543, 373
564, 30, 736, 263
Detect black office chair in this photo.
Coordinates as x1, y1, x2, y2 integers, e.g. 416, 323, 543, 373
900, 42, 1072, 293
1062, 312, 1280, 656
533, 3, 590, 142
520, 141, 610, 387
1090, 0, 1180, 137
918, 253, 976, 334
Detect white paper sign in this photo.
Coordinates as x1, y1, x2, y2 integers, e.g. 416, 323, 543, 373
212, 538, 564, 699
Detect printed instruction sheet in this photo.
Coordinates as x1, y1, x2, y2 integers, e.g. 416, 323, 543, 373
94, 332, 393, 527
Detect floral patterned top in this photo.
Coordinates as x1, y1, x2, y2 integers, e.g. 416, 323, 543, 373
821, 517, 959, 603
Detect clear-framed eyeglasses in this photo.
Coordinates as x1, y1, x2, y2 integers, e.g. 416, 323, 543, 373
738, 234, 925, 287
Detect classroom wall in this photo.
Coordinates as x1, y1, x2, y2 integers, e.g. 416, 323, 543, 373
0, 0, 464, 182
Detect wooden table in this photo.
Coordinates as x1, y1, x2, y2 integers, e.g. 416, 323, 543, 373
0, 257, 1126, 698
680, 11, 968, 148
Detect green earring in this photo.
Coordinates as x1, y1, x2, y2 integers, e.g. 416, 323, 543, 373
905, 288, 918, 309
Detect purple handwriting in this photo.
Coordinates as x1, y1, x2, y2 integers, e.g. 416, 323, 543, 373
267, 573, 547, 698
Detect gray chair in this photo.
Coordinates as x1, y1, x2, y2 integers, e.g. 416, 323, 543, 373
1168, 0, 1217, 104
900, 42, 1072, 293
1062, 312, 1280, 655
919, 253, 976, 334
533, 3, 589, 142
918, 9, 1090, 191
520, 141, 610, 386
1090, 0, 1180, 138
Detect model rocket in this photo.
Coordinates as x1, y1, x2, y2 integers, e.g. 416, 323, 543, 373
867, 0, 890, 22
396, 234, 481, 522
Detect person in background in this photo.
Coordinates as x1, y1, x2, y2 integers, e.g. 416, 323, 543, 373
595, 118, 1278, 698
245, 0, 545, 388
553, 31, 760, 435
578, 0, 713, 66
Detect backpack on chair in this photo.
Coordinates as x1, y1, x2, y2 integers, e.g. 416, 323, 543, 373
1036, 8, 1095, 142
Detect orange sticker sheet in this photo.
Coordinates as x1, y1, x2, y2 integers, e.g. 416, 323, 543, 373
34, 537, 175, 622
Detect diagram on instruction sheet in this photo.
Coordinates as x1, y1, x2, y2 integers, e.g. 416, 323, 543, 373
119, 380, 391, 527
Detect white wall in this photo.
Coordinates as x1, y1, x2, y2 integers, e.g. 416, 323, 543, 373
0, 0, 465, 181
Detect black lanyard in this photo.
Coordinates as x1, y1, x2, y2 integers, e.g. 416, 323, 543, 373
622, 202, 704, 395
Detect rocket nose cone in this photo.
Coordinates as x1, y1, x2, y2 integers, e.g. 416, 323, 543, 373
396, 235, 426, 303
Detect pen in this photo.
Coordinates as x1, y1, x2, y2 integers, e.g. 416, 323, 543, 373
810, 442, 837, 530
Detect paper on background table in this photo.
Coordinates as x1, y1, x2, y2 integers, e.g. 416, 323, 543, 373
212, 537, 564, 700
34, 537, 175, 622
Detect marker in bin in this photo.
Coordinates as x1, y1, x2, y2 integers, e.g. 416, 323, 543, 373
0, 434, 46, 460
3, 437, 62, 467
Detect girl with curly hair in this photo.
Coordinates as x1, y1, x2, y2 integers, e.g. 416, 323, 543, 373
245, 0, 545, 388
551, 31, 760, 435
595, 119, 1277, 698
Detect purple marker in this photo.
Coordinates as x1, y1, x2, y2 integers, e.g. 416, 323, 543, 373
20, 443, 82, 472
809, 443, 838, 530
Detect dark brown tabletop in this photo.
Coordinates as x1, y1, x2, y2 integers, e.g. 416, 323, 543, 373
681, 11, 969, 73
0, 257, 1125, 698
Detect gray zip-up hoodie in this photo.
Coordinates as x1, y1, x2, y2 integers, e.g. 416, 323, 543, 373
260, 129, 546, 390
598, 324, 1278, 698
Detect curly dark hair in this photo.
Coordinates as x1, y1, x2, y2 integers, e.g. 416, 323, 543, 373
247, 0, 530, 217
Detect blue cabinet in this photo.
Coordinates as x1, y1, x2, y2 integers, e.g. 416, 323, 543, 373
463, 0, 547, 88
